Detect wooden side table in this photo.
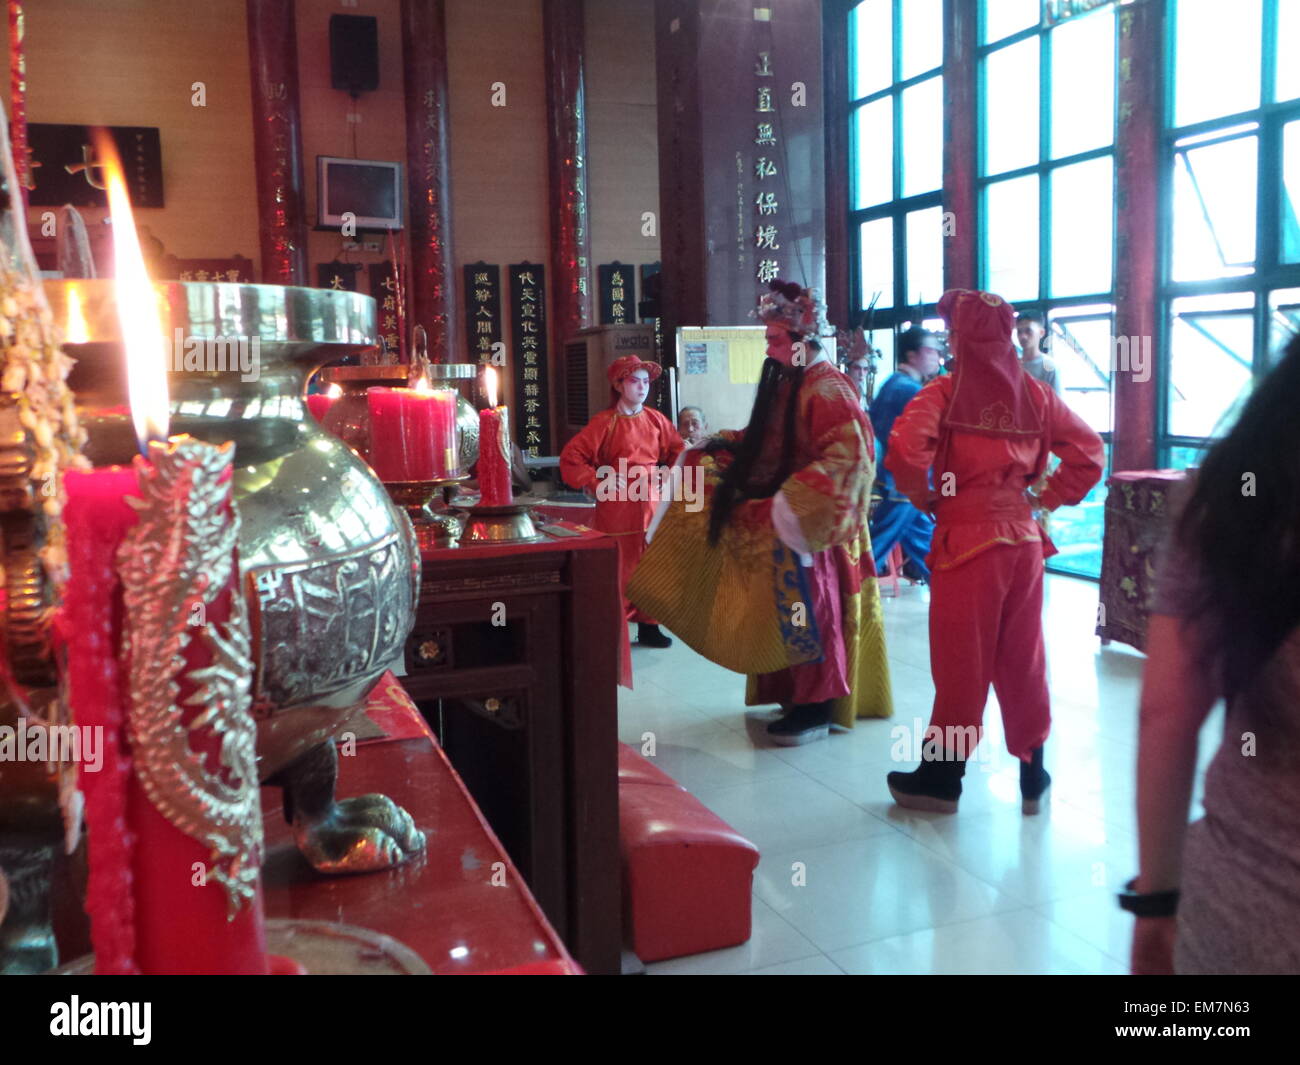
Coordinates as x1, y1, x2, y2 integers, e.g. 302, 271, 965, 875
399, 523, 623, 975
1096, 470, 1187, 652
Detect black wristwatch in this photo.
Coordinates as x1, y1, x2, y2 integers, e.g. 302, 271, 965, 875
1117, 876, 1180, 918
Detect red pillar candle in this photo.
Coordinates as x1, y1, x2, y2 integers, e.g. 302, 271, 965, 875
478, 367, 513, 506
306, 383, 340, 424
367, 384, 456, 481
63, 465, 142, 976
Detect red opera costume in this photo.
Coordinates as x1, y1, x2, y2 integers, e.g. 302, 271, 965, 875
559, 356, 682, 677
885, 289, 1104, 774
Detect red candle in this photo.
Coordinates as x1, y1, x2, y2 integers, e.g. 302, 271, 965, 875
63, 465, 141, 975
367, 383, 457, 481
306, 383, 341, 424
478, 367, 513, 506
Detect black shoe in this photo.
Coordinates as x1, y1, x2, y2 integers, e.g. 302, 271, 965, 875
766, 700, 833, 746
636, 623, 673, 648
887, 753, 966, 813
1020, 746, 1051, 815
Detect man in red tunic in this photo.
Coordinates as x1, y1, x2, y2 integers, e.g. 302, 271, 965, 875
884, 289, 1104, 813
560, 355, 683, 650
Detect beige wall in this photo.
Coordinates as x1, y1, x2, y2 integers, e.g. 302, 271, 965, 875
5, 0, 259, 264
3, 0, 661, 398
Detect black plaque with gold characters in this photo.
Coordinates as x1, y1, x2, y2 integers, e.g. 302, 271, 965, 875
598, 262, 635, 325
463, 262, 504, 365
508, 262, 551, 457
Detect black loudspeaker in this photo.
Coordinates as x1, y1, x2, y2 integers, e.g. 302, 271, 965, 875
330, 14, 379, 96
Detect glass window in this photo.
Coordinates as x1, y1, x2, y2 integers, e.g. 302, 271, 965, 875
982, 0, 1040, 45
1278, 0, 1300, 103
1168, 295, 1256, 438
984, 38, 1040, 175
853, 97, 894, 209
1171, 134, 1258, 282
985, 175, 1039, 302
1050, 8, 1115, 159
1282, 122, 1300, 263
1268, 288, 1300, 363
905, 206, 944, 307
850, 0, 892, 99
902, 76, 943, 196
859, 218, 894, 310
900, 0, 943, 80
1173, 0, 1262, 128
1049, 312, 1114, 432
1051, 156, 1114, 297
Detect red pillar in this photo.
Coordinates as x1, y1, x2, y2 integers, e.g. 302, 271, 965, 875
942, 0, 978, 291
8, 1, 29, 209
246, 0, 309, 286
401, 0, 456, 363
823, 0, 851, 328
1111, 0, 1162, 472
543, 0, 591, 352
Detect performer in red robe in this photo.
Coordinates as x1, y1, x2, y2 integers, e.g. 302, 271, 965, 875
560, 355, 683, 658
629, 281, 893, 745
884, 288, 1104, 813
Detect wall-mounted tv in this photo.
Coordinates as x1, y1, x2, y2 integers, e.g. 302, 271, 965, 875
317, 156, 404, 230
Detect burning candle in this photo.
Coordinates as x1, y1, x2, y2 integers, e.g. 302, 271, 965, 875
478, 367, 513, 507
306, 382, 341, 425
62, 129, 272, 975
367, 378, 457, 481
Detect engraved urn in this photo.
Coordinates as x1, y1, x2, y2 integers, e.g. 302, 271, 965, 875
44, 280, 425, 873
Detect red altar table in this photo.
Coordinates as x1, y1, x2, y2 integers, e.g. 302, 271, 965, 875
260, 673, 580, 975
1096, 469, 1187, 652
401, 512, 623, 975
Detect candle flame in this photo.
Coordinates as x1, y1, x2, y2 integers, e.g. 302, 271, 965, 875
94, 128, 169, 450
484, 366, 498, 407
326, 383, 343, 399
413, 372, 432, 395
64, 283, 89, 344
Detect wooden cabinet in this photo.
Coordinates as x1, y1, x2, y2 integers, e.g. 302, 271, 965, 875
401, 528, 623, 975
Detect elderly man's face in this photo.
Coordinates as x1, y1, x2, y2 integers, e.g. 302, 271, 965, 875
678, 409, 705, 443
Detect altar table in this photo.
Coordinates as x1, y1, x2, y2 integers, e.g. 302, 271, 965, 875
261, 674, 580, 975
401, 516, 623, 975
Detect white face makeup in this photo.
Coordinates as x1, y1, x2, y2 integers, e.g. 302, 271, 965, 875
619, 369, 651, 410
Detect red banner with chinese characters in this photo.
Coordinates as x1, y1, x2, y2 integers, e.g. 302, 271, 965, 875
369, 260, 407, 362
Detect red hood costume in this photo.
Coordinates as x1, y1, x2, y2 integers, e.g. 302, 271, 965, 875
884, 288, 1104, 763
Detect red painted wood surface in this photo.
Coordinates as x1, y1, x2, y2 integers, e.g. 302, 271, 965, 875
260, 676, 580, 975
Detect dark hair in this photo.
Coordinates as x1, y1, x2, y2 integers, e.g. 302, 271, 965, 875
1016, 310, 1049, 353
897, 326, 935, 366
707, 358, 803, 546
1173, 332, 1300, 713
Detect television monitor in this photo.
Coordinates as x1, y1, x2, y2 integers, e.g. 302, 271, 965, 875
317, 156, 403, 230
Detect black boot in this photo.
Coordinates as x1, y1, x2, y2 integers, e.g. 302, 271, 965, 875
766, 700, 833, 746
637, 623, 673, 648
887, 753, 966, 814
1020, 746, 1051, 815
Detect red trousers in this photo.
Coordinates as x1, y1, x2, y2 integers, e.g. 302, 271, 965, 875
927, 542, 1050, 761
594, 498, 658, 625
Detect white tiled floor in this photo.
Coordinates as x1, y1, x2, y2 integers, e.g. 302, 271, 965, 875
626, 573, 1223, 976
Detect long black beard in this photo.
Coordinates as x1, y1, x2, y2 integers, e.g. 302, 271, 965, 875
706, 357, 805, 546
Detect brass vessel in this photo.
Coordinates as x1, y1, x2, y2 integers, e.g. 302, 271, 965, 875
45, 279, 426, 875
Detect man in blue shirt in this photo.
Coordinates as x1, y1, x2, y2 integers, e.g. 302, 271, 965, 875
868, 327, 942, 581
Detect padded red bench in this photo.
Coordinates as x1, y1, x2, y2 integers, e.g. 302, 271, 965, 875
617, 744, 761, 963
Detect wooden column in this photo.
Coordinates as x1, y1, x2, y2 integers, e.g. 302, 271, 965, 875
823, 0, 852, 328
654, 0, 826, 334
543, 0, 592, 352
942, 0, 978, 291
401, 0, 456, 362
1111, 0, 1162, 472
246, 0, 309, 285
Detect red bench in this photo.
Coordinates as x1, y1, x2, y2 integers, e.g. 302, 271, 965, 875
617, 744, 761, 963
